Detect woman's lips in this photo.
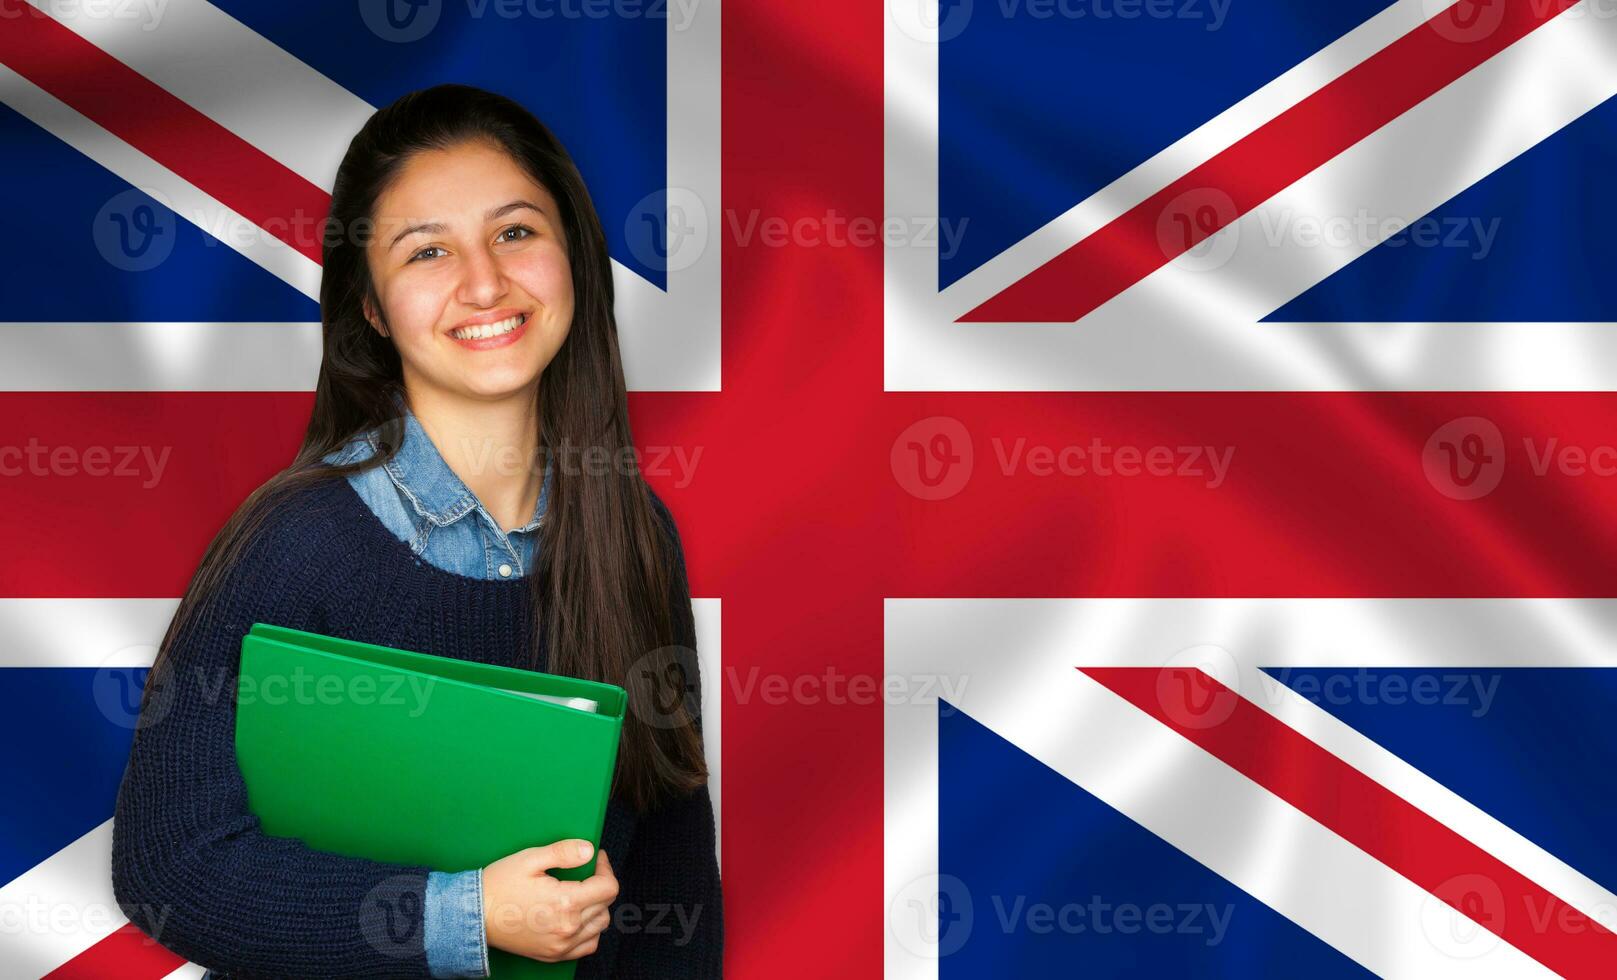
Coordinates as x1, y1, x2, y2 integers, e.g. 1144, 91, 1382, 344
449, 313, 528, 351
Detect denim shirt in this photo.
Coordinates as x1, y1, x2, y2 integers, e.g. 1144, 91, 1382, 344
322, 395, 555, 582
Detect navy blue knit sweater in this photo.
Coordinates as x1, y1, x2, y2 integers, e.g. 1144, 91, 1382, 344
110, 473, 723, 978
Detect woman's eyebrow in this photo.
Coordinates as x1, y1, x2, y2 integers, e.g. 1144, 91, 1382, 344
387, 200, 547, 250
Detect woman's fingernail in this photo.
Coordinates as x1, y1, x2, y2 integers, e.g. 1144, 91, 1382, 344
576, 841, 593, 862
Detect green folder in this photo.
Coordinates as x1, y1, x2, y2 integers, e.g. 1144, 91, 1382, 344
234, 622, 627, 979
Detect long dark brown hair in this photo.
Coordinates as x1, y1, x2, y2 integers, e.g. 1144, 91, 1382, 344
141, 83, 706, 814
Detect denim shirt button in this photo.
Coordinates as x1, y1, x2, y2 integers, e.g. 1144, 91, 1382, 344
497, 563, 512, 578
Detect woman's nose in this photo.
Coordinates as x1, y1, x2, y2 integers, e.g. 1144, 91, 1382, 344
457, 246, 508, 306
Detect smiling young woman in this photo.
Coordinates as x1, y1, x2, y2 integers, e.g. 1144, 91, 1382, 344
109, 84, 722, 979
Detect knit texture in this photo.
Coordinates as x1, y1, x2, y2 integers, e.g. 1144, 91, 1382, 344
111, 472, 723, 978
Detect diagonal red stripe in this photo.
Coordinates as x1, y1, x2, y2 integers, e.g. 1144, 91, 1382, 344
961, 0, 1583, 323
42, 923, 184, 980
0, 8, 331, 265
1082, 665, 1617, 979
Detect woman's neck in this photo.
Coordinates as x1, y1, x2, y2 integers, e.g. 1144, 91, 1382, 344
405, 384, 545, 533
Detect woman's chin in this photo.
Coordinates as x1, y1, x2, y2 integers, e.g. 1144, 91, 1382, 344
455, 371, 543, 401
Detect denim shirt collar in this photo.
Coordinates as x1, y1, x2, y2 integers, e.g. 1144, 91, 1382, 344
373, 390, 552, 534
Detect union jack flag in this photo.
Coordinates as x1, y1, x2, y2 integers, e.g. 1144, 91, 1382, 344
4, 0, 1617, 977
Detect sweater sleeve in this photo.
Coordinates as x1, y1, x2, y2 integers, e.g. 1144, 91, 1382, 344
110, 501, 441, 978
611, 495, 725, 978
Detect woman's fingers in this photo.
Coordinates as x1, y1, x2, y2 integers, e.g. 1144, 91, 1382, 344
559, 907, 612, 958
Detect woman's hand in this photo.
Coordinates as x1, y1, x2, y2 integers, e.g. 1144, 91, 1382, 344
482, 839, 619, 962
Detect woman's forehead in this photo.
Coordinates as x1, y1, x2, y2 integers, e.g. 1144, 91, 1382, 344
377, 142, 553, 221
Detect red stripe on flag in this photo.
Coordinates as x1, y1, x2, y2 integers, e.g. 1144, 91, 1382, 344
0, 9, 330, 265
1083, 666, 1617, 979
960, 0, 1582, 323
8, 391, 1617, 597
42, 923, 184, 980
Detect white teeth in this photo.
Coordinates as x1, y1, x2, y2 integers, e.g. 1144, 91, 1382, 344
451, 314, 524, 341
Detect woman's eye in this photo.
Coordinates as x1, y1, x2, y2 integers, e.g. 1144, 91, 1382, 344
497, 224, 535, 244
408, 245, 445, 263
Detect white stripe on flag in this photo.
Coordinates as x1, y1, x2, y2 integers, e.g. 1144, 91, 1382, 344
0, 819, 129, 975
0, 598, 177, 669
0, 323, 322, 392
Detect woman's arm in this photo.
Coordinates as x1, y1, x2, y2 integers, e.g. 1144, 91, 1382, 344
608, 495, 724, 978
110, 509, 449, 978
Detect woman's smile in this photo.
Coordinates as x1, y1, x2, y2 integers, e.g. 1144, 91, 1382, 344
447, 309, 529, 350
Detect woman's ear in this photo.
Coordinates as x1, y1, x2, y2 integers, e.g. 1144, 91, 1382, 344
362, 294, 390, 338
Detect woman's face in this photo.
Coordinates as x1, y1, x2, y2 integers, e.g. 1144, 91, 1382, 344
363, 139, 573, 402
